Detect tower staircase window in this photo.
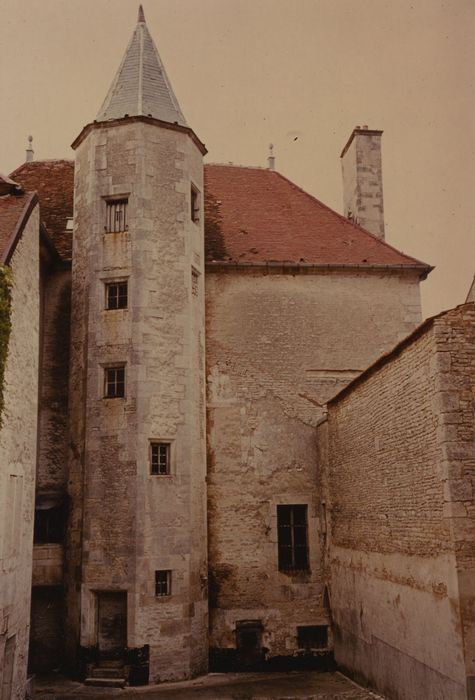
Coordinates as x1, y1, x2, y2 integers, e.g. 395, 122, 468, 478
106, 281, 128, 310
104, 366, 125, 398
155, 570, 171, 596
150, 442, 170, 475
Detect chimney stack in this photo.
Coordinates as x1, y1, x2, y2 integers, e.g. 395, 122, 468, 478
340, 126, 385, 239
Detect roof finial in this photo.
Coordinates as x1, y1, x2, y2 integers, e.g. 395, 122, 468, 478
267, 143, 275, 171
138, 4, 145, 23
26, 135, 34, 163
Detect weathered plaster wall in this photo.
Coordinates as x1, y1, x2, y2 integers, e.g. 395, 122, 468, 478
323, 304, 475, 700
0, 207, 40, 699
68, 120, 207, 682
206, 267, 422, 661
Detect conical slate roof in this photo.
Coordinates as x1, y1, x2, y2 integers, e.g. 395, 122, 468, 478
96, 6, 187, 126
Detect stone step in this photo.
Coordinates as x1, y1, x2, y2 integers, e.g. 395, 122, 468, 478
97, 659, 124, 668
90, 667, 125, 679
85, 677, 125, 688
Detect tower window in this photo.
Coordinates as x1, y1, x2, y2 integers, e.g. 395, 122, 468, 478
155, 570, 171, 596
106, 281, 128, 310
104, 366, 125, 398
191, 269, 199, 296
191, 185, 200, 223
150, 442, 170, 475
105, 199, 128, 232
277, 504, 309, 572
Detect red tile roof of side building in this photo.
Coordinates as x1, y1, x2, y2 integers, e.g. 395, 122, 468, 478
0, 175, 38, 263
204, 164, 431, 273
10, 160, 74, 259
8, 159, 431, 274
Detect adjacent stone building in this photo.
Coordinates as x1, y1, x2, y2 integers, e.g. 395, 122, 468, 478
318, 303, 475, 700
2, 6, 473, 700
0, 176, 41, 700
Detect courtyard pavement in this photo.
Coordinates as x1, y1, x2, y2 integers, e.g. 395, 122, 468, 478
35, 671, 385, 700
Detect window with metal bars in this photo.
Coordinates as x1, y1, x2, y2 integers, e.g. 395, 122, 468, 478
150, 442, 170, 475
105, 281, 128, 310
105, 199, 128, 232
277, 504, 309, 572
155, 570, 171, 596
297, 625, 328, 650
104, 366, 125, 398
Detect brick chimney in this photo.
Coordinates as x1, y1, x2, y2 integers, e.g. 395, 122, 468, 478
340, 126, 385, 240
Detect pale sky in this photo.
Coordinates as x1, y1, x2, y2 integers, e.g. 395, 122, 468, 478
1, 0, 474, 319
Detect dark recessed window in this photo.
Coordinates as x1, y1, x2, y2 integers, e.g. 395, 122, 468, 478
277, 504, 309, 572
34, 505, 65, 544
191, 185, 200, 223
155, 570, 171, 596
105, 199, 128, 232
104, 366, 125, 398
150, 443, 170, 475
106, 281, 128, 310
297, 625, 328, 650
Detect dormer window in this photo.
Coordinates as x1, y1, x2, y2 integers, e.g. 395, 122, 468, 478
105, 198, 128, 232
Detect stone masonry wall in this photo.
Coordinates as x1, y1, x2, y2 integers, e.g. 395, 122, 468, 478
68, 120, 207, 682
0, 207, 40, 699
206, 266, 422, 661
323, 304, 475, 700
433, 304, 475, 697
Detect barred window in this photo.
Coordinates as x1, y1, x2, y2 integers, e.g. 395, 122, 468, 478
155, 570, 171, 596
106, 281, 128, 310
277, 504, 309, 572
104, 366, 125, 398
105, 199, 128, 232
150, 443, 170, 475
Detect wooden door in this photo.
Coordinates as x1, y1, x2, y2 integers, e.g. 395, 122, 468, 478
97, 592, 127, 660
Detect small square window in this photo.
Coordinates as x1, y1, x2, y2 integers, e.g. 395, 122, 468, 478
106, 281, 128, 310
155, 570, 171, 596
297, 625, 328, 650
150, 442, 170, 475
191, 185, 200, 223
104, 366, 125, 398
105, 199, 128, 232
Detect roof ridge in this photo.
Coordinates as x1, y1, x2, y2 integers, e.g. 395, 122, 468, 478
205, 163, 266, 171
272, 170, 431, 269
10, 159, 74, 178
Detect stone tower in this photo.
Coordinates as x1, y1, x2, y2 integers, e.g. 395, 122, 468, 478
66, 6, 208, 684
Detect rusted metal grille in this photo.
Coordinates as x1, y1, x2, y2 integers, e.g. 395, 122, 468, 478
155, 570, 171, 596
104, 366, 125, 398
150, 443, 170, 475
106, 281, 128, 309
277, 504, 309, 572
106, 199, 128, 232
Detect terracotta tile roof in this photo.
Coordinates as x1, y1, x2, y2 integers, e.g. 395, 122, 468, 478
10, 160, 74, 259
204, 164, 430, 270
0, 190, 37, 263
5, 159, 430, 272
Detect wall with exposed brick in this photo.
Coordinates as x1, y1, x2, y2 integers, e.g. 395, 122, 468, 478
206, 266, 423, 662
321, 303, 475, 700
0, 206, 39, 699
67, 119, 207, 682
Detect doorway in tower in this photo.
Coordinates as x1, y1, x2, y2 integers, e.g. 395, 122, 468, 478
96, 591, 127, 661
235, 620, 264, 669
